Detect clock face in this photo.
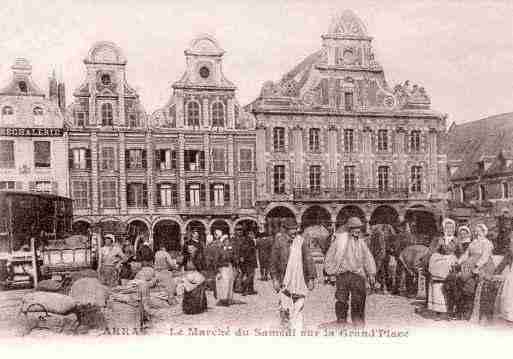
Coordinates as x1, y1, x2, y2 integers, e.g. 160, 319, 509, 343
199, 66, 210, 79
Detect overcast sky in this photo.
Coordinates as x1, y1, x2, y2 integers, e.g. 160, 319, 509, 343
0, 0, 512, 124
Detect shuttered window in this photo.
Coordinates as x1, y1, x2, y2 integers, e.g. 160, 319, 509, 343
0, 140, 14, 168
344, 166, 356, 191
240, 181, 253, 208
410, 130, 421, 152
156, 183, 178, 207
127, 183, 148, 208
239, 148, 253, 172
212, 148, 226, 172
309, 128, 320, 152
126, 149, 146, 169
377, 130, 388, 152
273, 165, 286, 194
70, 148, 91, 170
72, 181, 89, 209
155, 149, 177, 170
101, 181, 117, 208
410, 166, 422, 192
344, 129, 354, 153
378, 166, 390, 192
101, 147, 116, 170
273, 127, 285, 152
309, 165, 321, 192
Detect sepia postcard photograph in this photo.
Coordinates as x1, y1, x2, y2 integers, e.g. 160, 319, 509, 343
0, 0, 512, 354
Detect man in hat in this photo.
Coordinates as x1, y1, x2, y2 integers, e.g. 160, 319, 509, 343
270, 219, 316, 332
324, 217, 376, 326
239, 229, 258, 295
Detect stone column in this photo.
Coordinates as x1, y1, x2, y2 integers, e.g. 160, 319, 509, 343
255, 122, 267, 201
90, 132, 99, 213
362, 127, 373, 187
204, 134, 210, 208
430, 128, 438, 194
292, 125, 303, 188
118, 77, 125, 126
119, 132, 127, 213
202, 98, 209, 128
227, 98, 235, 129
328, 125, 338, 189
228, 134, 235, 208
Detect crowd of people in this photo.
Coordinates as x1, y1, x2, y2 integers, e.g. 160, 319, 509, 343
94, 215, 513, 330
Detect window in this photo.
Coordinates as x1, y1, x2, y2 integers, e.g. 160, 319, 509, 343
156, 183, 178, 207
410, 130, 421, 152
212, 184, 226, 207
344, 92, 353, 111
2, 106, 13, 115
211, 148, 225, 172
503, 182, 509, 199
410, 166, 422, 192
377, 129, 388, 152
0, 181, 15, 190
309, 128, 320, 152
344, 129, 354, 152
126, 149, 146, 169
212, 102, 225, 127
155, 149, 177, 170
35, 181, 52, 193
239, 148, 253, 172
378, 166, 390, 192
101, 147, 116, 170
184, 150, 205, 171
70, 148, 90, 170
0, 140, 15, 168
128, 114, 138, 128
273, 127, 285, 152
18, 81, 27, 93
76, 112, 86, 127
101, 103, 113, 126
34, 141, 51, 168
72, 181, 89, 209
240, 181, 253, 208
186, 183, 205, 207
273, 165, 286, 194
101, 181, 117, 208
344, 166, 356, 191
33, 107, 44, 116
101, 74, 111, 86
479, 185, 486, 201
127, 183, 148, 208
309, 165, 321, 192
187, 101, 200, 127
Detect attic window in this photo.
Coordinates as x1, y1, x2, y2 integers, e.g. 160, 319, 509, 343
2, 106, 13, 116
18, 81, 27, 93
33, 107, 43, 115
101, 74, 111, 85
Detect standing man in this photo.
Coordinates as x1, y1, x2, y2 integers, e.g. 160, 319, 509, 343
239, 230, 258, 295
324, 217, 376, 326
256, 231, 273, 281
270, 219, 316, 332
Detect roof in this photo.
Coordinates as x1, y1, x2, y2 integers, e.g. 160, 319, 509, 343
448, 112, 513, 180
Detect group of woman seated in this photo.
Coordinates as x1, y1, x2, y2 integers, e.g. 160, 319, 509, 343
427, 218, 513, 325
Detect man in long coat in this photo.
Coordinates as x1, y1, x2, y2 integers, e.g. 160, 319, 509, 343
324, 217, 376, 326
239, 230, 258, 295
256, 232, 273, 281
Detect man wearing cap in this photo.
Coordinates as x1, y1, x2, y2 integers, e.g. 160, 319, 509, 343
270, 219, 316, 332
324, 217, 376, 326
239, 229, 258, 295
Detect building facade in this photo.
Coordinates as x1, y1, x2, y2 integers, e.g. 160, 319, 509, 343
0, 59, 68, 197
67, 38, 256, 249
248, 11, 447, 233
447, 112, 513, 221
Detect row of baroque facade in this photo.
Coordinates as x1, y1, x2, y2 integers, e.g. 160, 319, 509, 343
0, 10, 448, 249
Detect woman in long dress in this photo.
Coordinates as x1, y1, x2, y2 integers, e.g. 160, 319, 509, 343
427, 218, 458, 317
457, 223, 495, 320
493, 234, 513, 323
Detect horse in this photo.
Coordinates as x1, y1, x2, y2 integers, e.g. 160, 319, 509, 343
397, 244, 431, 297
368, 224, 397, 293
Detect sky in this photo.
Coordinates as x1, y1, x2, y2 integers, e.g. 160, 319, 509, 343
0, 0, 512, 124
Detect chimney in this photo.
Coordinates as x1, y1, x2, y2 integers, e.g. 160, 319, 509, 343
49, 69, 58, 102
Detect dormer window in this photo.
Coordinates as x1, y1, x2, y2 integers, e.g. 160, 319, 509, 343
101, 74, 111, 86
33, 107, 43, 116
18, 81, 27, 93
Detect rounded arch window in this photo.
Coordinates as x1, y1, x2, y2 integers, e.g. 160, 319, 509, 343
211, 102, 225, 127
33, 106, 44, 115
187, 101, 200, 127
2, 106, 14, 116
101, 74, 111, 86
101, 103, 113, 126
18, 81, 27, 93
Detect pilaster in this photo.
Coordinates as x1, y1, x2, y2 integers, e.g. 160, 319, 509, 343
119, 132, 127, 213
90, 132, 99, 212
178, 134, 186, 209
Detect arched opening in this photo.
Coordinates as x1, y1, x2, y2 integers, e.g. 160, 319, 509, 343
369, 205, 399, 226
127, 220, 149, 245
153, 220, 181, 253
265, 206, 296, 236
210, 219, 231, 237
72, 220, 91, 236
236, 219, 259, 235
185, 220, 207, 243
96, 220, 127, 244
301, 205, 331, 231
405, 207, 440, 237
336, 205, 366, 231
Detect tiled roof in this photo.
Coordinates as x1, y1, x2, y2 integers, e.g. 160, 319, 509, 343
448, 112, 513, 180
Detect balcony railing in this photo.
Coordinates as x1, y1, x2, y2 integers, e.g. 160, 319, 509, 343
293, 187, 409, 201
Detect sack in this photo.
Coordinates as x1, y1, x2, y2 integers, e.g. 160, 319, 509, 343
70, 278, 109, 307
22, 292, 76, 315
182, 283, 207, 315
36, 279, 62, 292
